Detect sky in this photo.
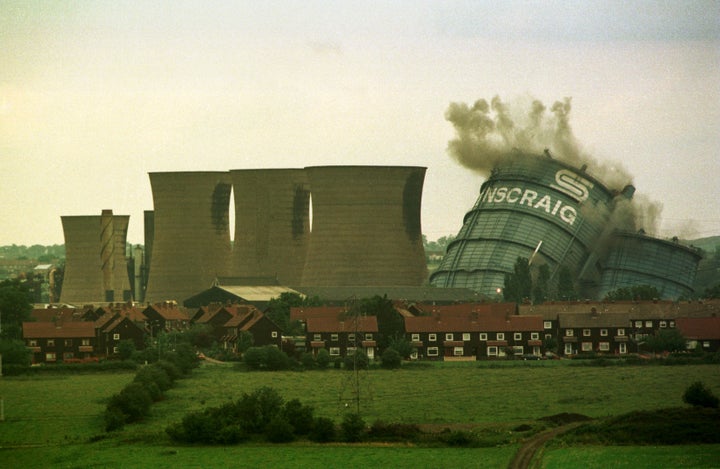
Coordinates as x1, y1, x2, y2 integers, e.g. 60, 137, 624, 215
1, 0, 719, 247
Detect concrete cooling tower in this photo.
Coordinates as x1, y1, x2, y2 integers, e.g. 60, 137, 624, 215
144, 172, 232, 303
301, 165, 427, 286
230, 169, 310, 285
60, 211, 130, 304
597, 231, 702, 300
430, 152, 622, 297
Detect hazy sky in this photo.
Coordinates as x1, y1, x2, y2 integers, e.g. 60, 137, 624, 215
2, 0, 719, 246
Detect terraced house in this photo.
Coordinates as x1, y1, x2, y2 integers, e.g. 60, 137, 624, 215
23, 322, 97, 364
557, 310, 631, 356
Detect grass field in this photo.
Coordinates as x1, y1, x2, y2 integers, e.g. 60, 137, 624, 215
1, 362, 719, 467
541, 445, 720, 468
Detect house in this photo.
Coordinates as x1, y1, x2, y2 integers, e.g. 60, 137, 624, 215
193, 303, 238, 340
96, 313, 147, 357
676, 316, 720, 352
404, 309, 543, 360
557, 311, 631, 356
221, 307, 283, 352
306, 315, 378, 360
142, 302, 190, 334
23, 321, 97, 364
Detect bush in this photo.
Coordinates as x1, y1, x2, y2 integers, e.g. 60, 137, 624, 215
340, 413, 366, 442
380, 348, 402, 369
369, 420, 421, 441
134, 364, 172, 391
106, 382, 152, 428
309, 417, 336, 443
683, 381, 720, 408
243, 346, 268, 370
265, 415, 296, 443
235, 386, 285, 432
103, 407, 127, 432
300, 352, 316, 369
154, 359, 183, 382
343, 351, 369, 370
283, 398, 315, 435
316, 349, 330, 369
265, 346, 291, 371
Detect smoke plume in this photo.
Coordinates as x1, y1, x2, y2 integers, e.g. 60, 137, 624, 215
445, 95, 663, 234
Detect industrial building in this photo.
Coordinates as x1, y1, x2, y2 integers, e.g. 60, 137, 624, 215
60, 210, 130, 304
429, 151, 701, 300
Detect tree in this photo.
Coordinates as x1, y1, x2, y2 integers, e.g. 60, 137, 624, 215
503, 257, 532, 304
236, 330, 254, 354
349, 295, 403, 350
533, 264, 550, 304
380, 347, 402, 369
265, 292, 323, 335
117, 339, 136, 360
0, 279, 33, 340
0, 338, 31, 366
644, 329, 687, 354
604, 285, 660, 302
556, 265, 578, 301
683, 381, 719, 408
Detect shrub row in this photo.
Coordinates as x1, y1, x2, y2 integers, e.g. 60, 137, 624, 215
2, 359, 138, 376
104, 347, 199, 432
241, 345, 396, 372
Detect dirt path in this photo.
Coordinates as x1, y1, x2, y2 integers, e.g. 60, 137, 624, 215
507, 422, 583, 469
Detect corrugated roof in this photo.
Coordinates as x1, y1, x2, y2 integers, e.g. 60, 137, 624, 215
217, 285, 304, 301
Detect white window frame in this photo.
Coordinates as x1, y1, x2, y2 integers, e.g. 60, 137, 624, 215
113, 333, 120, 340
45, 352, 56, 361
635, 321, 642, 328
453, 347, 464, 356
617, 328, 625, 336
329, 347, 340, 356
411, 333, 420, 342
564, 343, 574, 355
581, 342, 593, 352
619, 343, 627, 354
487, 346, 498, 356
410, 351, 418, 360
659, 321, 667, 328
29, 339, 38, 347
514, 332, 522, 341
565, 329, 574, 337
47, 339, 55, 347
582, 329, 591, 337
531, 332, 539, 340
365, 333, 373, 340
544, 321, 552, 329
348, 333, 355, 343
346, 346, 357, 355
512, 346, 524, 356
669, 321, 675, 328
330, 333, 339, 342
81, 338, 90, 346
427, 346, 439, 357
599, 342, 610, 351
428, 333, 437, 342
479, 333, 488, 341
445, 333, 454, 341
271, 331, 278, 338
462, 333, 471, 341
645, 321, 653, 328
600, 329, 608, 337
497, 332, 505, 341
313, 333, 322, 341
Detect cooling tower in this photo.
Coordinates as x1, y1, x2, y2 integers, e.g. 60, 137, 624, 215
60, 212, 130, 304
301, 165, 427, 286
230, 169, 310, 284
597, 231, 702, 300
430, 152, 620, 297
144, 172, 232, 302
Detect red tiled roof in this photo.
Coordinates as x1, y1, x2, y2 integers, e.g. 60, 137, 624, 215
144, 303, 190, 320
290, 306, 348, 321
306, 315, 378, 333
23, 321, 96, 339
404, 312, 542, 333
676, 317, 720, 340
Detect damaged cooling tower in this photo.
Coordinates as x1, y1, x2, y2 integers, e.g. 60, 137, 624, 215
144, 172, 232, 303
430, 152, 621, 297
597, 231, 702, 300
230, 169, 310, 285
301, 165, 427, 286
60, 211, 130, 304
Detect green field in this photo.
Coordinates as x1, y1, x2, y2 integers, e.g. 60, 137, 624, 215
1, 362, 719, 467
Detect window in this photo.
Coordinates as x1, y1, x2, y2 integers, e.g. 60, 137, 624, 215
346, 347, 357, 355
599, 342, 610, 351
428, 333, 437, 342
479, 333, 488, 341
496, 333, 505, 341
112, 347, 119, 354
635, 321, 642, 328
348, 333, 355, 342
669, 321, 675, 328
703, 341, 710, 348
600, 329, 608, 337
617, 328, 625, 336
514, 332, 522, 341
81, 338, 90, 346
330, 333, 339, 342
410, 351, 418, 360
313, 334, 322, 341
453, 347, 464, 356
47, 339, 55, 347
581, 342, 592, 352
45, 352, 56, 361
63, 352, 74, 360
365, 333, 373, 340
565, 329, 574, 337
645, 321, 652, 328
659, 321, 667, 328
411, 333, 420, 342
427, 347, 439, 357
512, 346, 524, 356
487, 346, 498, 356
462, 333, 471, 341
619, 343, 627, 354
113, 333, 120, 340
530, 332, 539, 340
564, 343, 574, 355
544, 321, 552, 329
29, 339, 37, 347
64, 339, 73, 346
271, 331, 278, 338
329, 347, 340, 356
582, 329, 591, 337
445, 333, 454, 341
545, 333, 552, 340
